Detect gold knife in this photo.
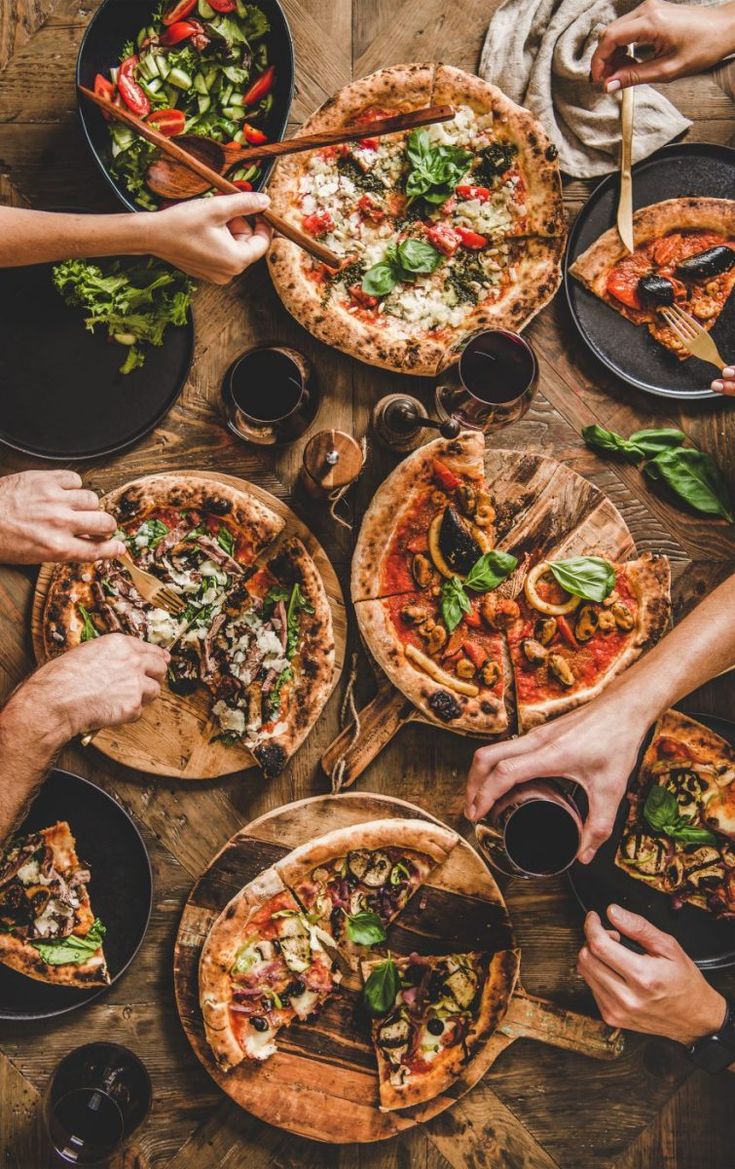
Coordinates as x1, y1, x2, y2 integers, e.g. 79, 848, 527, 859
616, 45, 636, 253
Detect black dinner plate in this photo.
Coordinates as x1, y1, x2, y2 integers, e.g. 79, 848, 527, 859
569, 711, 735, 970
0, 769, 152, 1020
564, 142, 735, 401
0, 258, 193, 460
77, 0, 295, 213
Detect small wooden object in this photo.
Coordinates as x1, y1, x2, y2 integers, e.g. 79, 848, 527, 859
300, 429, 364, 499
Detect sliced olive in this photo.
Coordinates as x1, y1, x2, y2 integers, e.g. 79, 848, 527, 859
637, 273, 675, 308
575, 604, 599, 643
347, 850, 371, 880
363, 851, 392, 887
412, 553, 434, 589
522, 638, 548, 665
534, 616, 557, 645
426, 1016, 445, 1036
548, 653, 574, 688
251, 1016, 269, 1032
675, 245, 735, 282
437, 507, 483, 576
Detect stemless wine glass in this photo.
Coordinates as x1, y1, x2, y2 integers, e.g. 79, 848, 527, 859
43, 1043, 152, 1167
221, 344, 320, 446
435, 328, 538, 433
475, 780, 583, 878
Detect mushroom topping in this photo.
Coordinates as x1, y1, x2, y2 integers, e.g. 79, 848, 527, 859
347, 850, 371, 881
524, 562, 580, 616
378, 1016, 410, 1064
427, 625, 448, 654
597, 608, 616, 633
312, 866, 330, 883
575, 604, 599, 643
362, 851, 392, 887
455, 657, 476, 680
611, 601, 635, 631
522, 638, 548, 666
401, 604, 428, 625
480, 659, 501, 687
534, 616, 557, 646
444, 965, 477, 1009
548, 653, 575, 688
455, 483, 477, 516
411, 553, 434, 589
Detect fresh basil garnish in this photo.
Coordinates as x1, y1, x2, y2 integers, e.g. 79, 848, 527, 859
362, 956, 400, 1015
582, 424, 686, 463
217, 525, 235, 557
404, 128, 471, 206
440, 575, 472, 633
78, 604, 99, 642
643, 784, 716, 846
547, 557, 615, 603
135, 518, 168, 550
33, 918, 106, 966
440, 550, 518, 633
362, 238, 442, 298
345, 909, 387, 946
362, 261, 397, 297
644, 447, 734, 523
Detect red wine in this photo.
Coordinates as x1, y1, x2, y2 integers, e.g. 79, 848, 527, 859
231, 349, 303, 422
49, 1089, 124, 1165
504, 799, 580, 876
459, 330, 537, 404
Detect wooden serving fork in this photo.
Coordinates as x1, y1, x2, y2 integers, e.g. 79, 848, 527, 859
117, 550, 187, 614
659, 303, 729, 371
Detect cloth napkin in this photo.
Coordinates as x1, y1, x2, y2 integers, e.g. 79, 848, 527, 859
479, 0, 692, 178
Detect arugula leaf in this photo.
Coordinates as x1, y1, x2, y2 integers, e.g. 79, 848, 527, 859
362, 956, 400, 1015
285, 583, 315, 658
440, 550, 518, 633
345, 909, 387, 946
645, 447, 734, 522
441, 575, 471, 633
101, 578, 117, 598
135, 518, 169, 550
217, 525, 236, 558
33, 919, 106, 966
78, 604, 99, 643
643, 784, 716, 846
263, 666, 292, 718
547, 557, 615, 603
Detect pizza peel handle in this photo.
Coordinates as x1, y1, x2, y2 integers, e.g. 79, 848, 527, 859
321, 685, 418, 788
501, 988, 624, 1060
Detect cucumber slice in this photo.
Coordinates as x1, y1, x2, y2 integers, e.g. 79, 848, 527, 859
197, 94, 211, 114
222, 65, 247, 84
221, 118, 239, 138
111, 125, 134, 148
220, 83, 233, 104
193, 72, 209, 95
197, 0, 216, 14
168, 67, 193, 90
144, 76, 163, 94
203, 66, 218, 89
142, 51, 160, 78
155, 54, 170, 79
223, 105, 244, 121
227, 93, 246, 107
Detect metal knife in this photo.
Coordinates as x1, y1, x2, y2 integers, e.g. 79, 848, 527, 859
616, 46, 636, 253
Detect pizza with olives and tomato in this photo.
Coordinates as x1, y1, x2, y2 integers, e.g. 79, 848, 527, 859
267, 63, 565, 376
569, 197, 735, 360
616, 710, 735, 917
41, 474, 335, 778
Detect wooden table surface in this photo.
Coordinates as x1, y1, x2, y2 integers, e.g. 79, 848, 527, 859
2, 1, 735, 1167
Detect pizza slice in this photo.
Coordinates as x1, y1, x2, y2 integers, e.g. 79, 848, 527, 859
0, 822, 108, 987
275, 819, 458, 968
570, 197, 735, 359
199, 869, 340, 1069
615, 710, 735, 917
361, 947, 519, 1110
506, 553, 670, 732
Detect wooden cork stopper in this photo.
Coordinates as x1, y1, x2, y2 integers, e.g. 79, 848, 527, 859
301, 430, 364, 497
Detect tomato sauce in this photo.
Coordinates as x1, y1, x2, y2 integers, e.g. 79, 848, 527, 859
379, 488, 440, 595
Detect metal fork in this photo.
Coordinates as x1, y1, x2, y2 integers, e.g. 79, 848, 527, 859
659, 303, 728, 371
118, 550, 187, 614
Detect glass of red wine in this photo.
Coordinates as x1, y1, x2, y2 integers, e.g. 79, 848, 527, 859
475, 780, 583, 878
221, 344, 320, 446
43, 1043, 151, 1166
435, 328, 538, 433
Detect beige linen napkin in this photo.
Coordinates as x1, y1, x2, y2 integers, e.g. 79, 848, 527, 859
479, 0, 692, 178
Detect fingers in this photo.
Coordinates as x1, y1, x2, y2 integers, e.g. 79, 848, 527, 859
577, 943, 629, 995
232, 229, 272, 266
607, 903, 676, 957
44, 469, 83, 490
590, 16, 647, 83
66, 536, 126, 561
140, 647, 170, 682
584, 910, 643, 979
65, 488, 101, 511
140, 676, 163, 706
213, 191, 270, 221
712, 367, 735, 395
465, 734, 543, 818
604, 52, 678, 91
577, 805, 614, 864
72, 510, 117, 538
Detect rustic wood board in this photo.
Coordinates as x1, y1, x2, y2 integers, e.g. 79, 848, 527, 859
174, 792, 622, 1144
31, 471, 346, 780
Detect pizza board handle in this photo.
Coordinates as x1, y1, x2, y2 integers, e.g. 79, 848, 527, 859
321, 686, 417, 789
500, 988, 624, 1061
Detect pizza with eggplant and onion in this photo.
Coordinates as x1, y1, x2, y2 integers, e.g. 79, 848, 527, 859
569, 197, 735, 360
41, 475, 335, 778
267, 63, 565, 376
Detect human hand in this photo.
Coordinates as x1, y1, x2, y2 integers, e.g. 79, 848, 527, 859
711, 366, 735, 395
578, 905, 726, 1044
14, 634, 169, 742
465, 696, 649, 862
142, 192, 273, 283
0, 470, 125, 565
590, 0, 735, 92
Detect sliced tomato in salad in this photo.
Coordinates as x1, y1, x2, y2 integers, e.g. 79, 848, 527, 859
232, 179, 253, 190
118, 56, 150, 117
146, 108, 186, 136
208, 0, 237, 8
160, 19, 201, 45
242, 123, 268, 145
242, 65, 275, 105
162, 0, 197, 24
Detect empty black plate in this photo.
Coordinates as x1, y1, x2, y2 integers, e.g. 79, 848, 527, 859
564, 142, 735, 401
0, 259, 193, 460
0, 769, 152, 1020
569, 712, 735, 970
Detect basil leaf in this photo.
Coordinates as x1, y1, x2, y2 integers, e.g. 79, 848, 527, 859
440, 576, 471, 633
669, 823, 717, 846
645, 448, 734, 522
643, 784, 679, 832
397, 238, 441, 275
33, 918, 106, 966
362, 261, 398, 297
547, 557, 615, 603
627, 428, 686, 457
582, 424, 642, 462
216, 525, 235, 557
78, 603, 99, 642
404, 129, 471, 206
362, 957, 400, 1015
345, 909, 387, 946
464, 550, 518, 593
135, 518, 169, 550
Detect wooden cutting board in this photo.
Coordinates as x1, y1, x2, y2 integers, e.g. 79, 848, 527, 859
31, 471, 346, 780
173, 792, 623, 1144
324, 449, 636, 788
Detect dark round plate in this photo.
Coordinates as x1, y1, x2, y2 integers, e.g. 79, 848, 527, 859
568, 711, 735, 970
564, 142, 735, 401
77, 0, 295, 213
0, 258, 193, 460
0, 769, 152, 1020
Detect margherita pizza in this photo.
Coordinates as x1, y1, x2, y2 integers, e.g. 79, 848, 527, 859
0, 822, 108, 987
570, 197, 735, 359
268, 63, 565, 375
616, 710, 735, 917
41, 474, 335, 777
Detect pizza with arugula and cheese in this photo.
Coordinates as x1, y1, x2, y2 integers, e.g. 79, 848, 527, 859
268, 63, 565, 376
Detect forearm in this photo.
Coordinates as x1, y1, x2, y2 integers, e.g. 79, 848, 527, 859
0, 207, 154, 269
0, 684, 67, 842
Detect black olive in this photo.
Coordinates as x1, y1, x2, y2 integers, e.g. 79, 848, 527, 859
637, 273, 675, 308
428, 689, 462, 722
427, 1017, 445, 1036
674, 245, 735, 282
286, 980, 306, 998
438, 507, 482, 576
251, 1016, 269, 1032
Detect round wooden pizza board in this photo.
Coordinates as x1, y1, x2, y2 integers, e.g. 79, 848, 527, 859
173, 792, 623, 1144
324, 448, 637, 788
31, 471, 346, 780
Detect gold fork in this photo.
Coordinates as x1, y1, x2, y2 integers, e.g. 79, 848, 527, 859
659, 303, 728, 371
117, 550, 187, 615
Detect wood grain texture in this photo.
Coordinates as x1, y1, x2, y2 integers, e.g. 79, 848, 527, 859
2, 0, 735, 1167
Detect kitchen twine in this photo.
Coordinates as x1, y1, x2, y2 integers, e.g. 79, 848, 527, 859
326, 437, 367, 531
331, 651, 361, 793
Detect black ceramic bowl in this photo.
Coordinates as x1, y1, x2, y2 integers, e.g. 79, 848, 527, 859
76, 0, 295, 212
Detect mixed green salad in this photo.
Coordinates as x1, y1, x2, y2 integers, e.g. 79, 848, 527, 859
52, 257, 195, 373
95, 0, 277, 209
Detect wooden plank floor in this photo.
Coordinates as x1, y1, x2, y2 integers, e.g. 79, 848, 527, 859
2, 2, 735, 1167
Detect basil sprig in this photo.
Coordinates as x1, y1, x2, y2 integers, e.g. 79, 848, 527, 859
362, 238, 442, 297
404, 128, 471, 206
217, 525, 235, 557
582, 425, 733, 522
33, 918, 106, 966
345, 909, 387, 946
547, 557, 615, 603
643, 784, 716, 846
362, 956, 399, 1015
135, 518, 169, 549
440, 550, 518, 633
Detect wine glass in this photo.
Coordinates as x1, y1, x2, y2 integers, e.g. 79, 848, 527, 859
435, 328, 538, 433
474, 780, 583, 878
221, 344, 320, 446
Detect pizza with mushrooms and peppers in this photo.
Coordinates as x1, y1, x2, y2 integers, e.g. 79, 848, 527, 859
570, 197, 735, 359
267, 63, 565, 376
352, 433, 671, 737
41, 474, 335, 777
